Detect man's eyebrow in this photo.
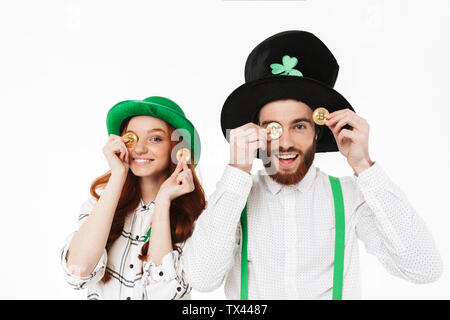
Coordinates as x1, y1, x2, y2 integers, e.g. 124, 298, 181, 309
260, 120, 276, 126
260, 118, 312, 126
291, 118, 313, 125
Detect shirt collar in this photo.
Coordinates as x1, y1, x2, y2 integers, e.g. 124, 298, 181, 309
139, 198, 154, 211
260, 164, 317, 195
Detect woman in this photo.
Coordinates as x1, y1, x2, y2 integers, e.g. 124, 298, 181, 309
60, 96, 205, 299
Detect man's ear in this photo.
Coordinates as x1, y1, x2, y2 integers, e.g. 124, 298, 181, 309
315, 124, 323, 141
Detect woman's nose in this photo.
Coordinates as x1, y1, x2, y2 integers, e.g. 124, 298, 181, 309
134, 139, 148, 154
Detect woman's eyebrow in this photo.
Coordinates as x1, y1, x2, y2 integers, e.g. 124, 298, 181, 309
146, 128, 167, 134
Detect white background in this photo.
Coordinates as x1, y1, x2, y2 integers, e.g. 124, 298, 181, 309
0, 0, 449, 299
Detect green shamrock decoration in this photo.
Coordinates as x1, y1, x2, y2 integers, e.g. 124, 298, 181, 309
270, 55, 303, 77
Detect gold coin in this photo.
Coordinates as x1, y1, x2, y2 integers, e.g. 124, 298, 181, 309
176, 148, 191, 163
266, 122, 283, 139
122, 131, 138, 148
312, 107, 329, 125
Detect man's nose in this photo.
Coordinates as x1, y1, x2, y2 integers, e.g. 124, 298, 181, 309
278, 130, 294, 151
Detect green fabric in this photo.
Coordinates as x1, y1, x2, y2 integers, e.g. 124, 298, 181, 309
106, 96, 201, 166
239, 175, 345, 300
329, 175, 345, 300
240, 204, 248, 300
144, 227, 152, 243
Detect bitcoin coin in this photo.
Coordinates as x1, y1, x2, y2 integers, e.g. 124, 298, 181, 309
176, 148, 191, 163
312, 107, 329, 125
266, 122, 283, 139
122, 131, 138, 148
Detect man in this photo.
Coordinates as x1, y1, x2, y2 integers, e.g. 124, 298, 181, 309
183, 31, 442, 299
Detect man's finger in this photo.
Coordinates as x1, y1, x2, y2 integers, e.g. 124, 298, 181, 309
329, 117, 357, 134
337, 128, 357, 145
326, 108, 353, 120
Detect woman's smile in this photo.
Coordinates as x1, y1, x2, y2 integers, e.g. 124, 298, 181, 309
132, 157, 154, 166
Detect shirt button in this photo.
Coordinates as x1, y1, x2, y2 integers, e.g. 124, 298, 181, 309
143, 205, 147, 209
135, 235, 139, 240
129, 264, 134, 269
126, 297, 131, 300
177, 287, 182, 292
159, 271, 164, 277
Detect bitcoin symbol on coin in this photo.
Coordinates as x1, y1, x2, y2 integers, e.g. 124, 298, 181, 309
312, 107, 330, 125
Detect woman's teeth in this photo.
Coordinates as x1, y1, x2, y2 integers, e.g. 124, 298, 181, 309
133, 159, 153, 164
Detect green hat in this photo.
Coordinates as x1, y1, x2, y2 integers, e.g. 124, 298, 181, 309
106, 96, 201, 166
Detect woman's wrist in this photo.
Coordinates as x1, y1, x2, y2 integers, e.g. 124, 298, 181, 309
110, 170, 128, 183
155, 193, 171, 208
152, 194, 171, 223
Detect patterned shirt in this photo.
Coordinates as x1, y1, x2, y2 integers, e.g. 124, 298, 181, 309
61, 197, 191, 300
182, 162, 443, 299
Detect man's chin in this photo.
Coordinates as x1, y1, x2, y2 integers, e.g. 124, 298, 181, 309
269, 164, 307, 186
264, 146, 316, 186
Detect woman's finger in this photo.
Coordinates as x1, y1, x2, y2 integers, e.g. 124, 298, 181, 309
124, 147, 129, 163
181, 159, 188, 171
119, 145, 125, 162
176, 174, 185, 185
185, 169, 193, 181
171, 160, 184, 178
122, 137, 130, 145
121, 145, 128, 162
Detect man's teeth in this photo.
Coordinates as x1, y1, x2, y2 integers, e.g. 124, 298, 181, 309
278, 154, 298, 160
134, 159, 151, 162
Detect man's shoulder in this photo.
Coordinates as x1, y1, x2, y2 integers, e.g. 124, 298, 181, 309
310, 166, 360, 197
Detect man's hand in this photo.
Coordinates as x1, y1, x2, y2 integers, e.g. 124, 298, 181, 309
228, 123, 270, 174
325, 108, 374, 175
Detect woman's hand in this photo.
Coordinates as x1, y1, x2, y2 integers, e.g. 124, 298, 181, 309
102, 134, 130, 178
156, 160, 195, 202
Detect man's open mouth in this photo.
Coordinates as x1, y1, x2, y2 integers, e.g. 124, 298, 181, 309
275, 154, 300, 168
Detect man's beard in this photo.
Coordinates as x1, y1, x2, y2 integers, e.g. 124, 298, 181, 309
263, 142, 316, 185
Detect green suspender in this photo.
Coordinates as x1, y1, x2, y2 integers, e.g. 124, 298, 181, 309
239, 175, 345, 300
240, 204, 248, 300
144, 228, 152, 242
329, 175, 345, 300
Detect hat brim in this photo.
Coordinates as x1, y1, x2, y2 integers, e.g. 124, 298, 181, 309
106, 100, 201, 165
220, 76, 354, 153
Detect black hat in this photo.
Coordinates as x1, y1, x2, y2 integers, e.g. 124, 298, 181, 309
220, 30, 355, 153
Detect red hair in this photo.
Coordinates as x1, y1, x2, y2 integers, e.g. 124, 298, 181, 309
89, 117, 206, 283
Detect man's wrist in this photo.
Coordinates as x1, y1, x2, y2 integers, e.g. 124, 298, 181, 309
352, 159, 374, 176
228, 163, 251, 175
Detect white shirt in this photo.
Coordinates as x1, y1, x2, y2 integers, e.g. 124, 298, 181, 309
183, 162, 443, 299
61, 197, 191, 300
